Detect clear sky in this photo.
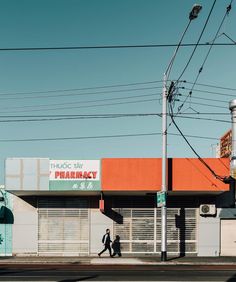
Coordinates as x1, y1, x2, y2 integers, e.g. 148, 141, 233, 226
0, 0, 235, 183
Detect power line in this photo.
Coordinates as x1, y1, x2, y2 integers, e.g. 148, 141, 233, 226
184, 87, 236, 98
175, 115, 230, 124
222, 32, 236, 44
177, 99, 227, 109
0, 88, 229, 113
168, 101, 225, 181
0, 131, 219, 142
0, 86, 162, 101
186, 81, 236, 91
176, 112, 229, 115
2, 97, 227, 114
171, 0, 218, 122
184, 87, 235, 96
173, 1, 234, 121
0, 93, 161, 111
180, 93, 228, 104
0, 79, 235, 98
0, 98, 160, 114
0, 112, 230, 118
0, 80, 162, 96
0, 113, 229, 124
187, 1, 233, 97
0, 43, 235, 52
176, 0, 217, 82
0, 113, 161, 123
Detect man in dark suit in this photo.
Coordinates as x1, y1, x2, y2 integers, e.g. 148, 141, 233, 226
98, 228, 112, 257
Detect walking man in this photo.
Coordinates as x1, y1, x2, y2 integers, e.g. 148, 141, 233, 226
98, 228, 112, 257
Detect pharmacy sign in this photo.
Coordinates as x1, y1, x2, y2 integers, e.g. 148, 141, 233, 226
49, 160, 100, 191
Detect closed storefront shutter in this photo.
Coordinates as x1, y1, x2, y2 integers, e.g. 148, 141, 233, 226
38, 198, 89, 256
114, 208, 197, 254
156, 208, 197, 254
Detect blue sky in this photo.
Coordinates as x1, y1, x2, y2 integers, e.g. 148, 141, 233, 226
0, 0, 235, 182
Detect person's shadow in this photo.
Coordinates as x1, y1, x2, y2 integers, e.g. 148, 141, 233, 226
175, 207, 185, 258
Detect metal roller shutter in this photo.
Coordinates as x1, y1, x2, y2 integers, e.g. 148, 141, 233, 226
38, 198, 89, 256
114, 208, 197, 254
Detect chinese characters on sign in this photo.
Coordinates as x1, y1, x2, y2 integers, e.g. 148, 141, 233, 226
220, 130, 232, 158
49, 160, 100, 191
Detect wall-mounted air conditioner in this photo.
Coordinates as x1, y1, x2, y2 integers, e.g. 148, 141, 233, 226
199, 204, 216, 216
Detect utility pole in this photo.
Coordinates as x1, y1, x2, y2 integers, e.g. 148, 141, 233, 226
160, 4, 202, 262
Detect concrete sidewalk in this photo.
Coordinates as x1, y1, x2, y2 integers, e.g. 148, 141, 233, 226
1, 255, 236, 265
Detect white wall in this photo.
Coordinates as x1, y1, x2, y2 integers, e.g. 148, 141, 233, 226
12, 195, 38, 255
198, 214, 220, 256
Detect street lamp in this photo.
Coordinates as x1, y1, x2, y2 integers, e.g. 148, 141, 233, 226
160, 4, 202, 262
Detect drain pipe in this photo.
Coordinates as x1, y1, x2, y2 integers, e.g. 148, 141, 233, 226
229, 100, 236, 179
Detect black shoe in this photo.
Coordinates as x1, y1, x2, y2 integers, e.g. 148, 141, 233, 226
98, 253, 101, 257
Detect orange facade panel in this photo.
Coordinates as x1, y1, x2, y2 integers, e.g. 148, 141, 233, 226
102, 158, 230, 192
102, 158, 162, 191
172, 158, 229, 191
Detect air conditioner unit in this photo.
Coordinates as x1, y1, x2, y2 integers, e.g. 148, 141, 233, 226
199, 204, 216, 216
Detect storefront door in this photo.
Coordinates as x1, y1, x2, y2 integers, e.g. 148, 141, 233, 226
221, 219, 236, 256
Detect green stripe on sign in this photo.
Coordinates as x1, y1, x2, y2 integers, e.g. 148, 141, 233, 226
49, 180, 101, 191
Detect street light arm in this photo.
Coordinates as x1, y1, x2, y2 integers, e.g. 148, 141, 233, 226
164, 19, 192, 81
165, 4, 202, 81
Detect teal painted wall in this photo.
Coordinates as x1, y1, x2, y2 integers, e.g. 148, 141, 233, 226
0, 190, 13, 256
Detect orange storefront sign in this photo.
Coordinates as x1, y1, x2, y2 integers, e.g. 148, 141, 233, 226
101, 158, 229, 192
102, 158, 161, 191
172, 158, 229, 192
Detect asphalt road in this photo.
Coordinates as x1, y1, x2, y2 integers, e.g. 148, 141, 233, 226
1, 265, 236, 282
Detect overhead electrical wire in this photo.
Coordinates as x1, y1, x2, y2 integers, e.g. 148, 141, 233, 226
183, 87, 236, 98
165, 0, 235, 182
0, 79, 235, 99
175, 115, 230, 124
1, 88, 230, 112
0, 132, 219, 142
168, 101, 225, 181
0, 93, 161, 111
180, 93, 228, 104
176, 0, 217, 82
177, 99, 227, 109
167, 0, 218, 128
0, 95, 228, 114
0, 113, 161, 123
185, 81, 236, 91
0, 112, 230, 119
0, 42, 235, 52
186, 1, 233, 99
221, 32, 236, 44
0, 113, 229, 124
0, 86, 162, 101
0, 80, 163, 97
173, 1, 234, 120
0, 98, 160, 114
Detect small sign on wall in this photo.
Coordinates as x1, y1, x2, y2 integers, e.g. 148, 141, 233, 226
156, 191, 167, 207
